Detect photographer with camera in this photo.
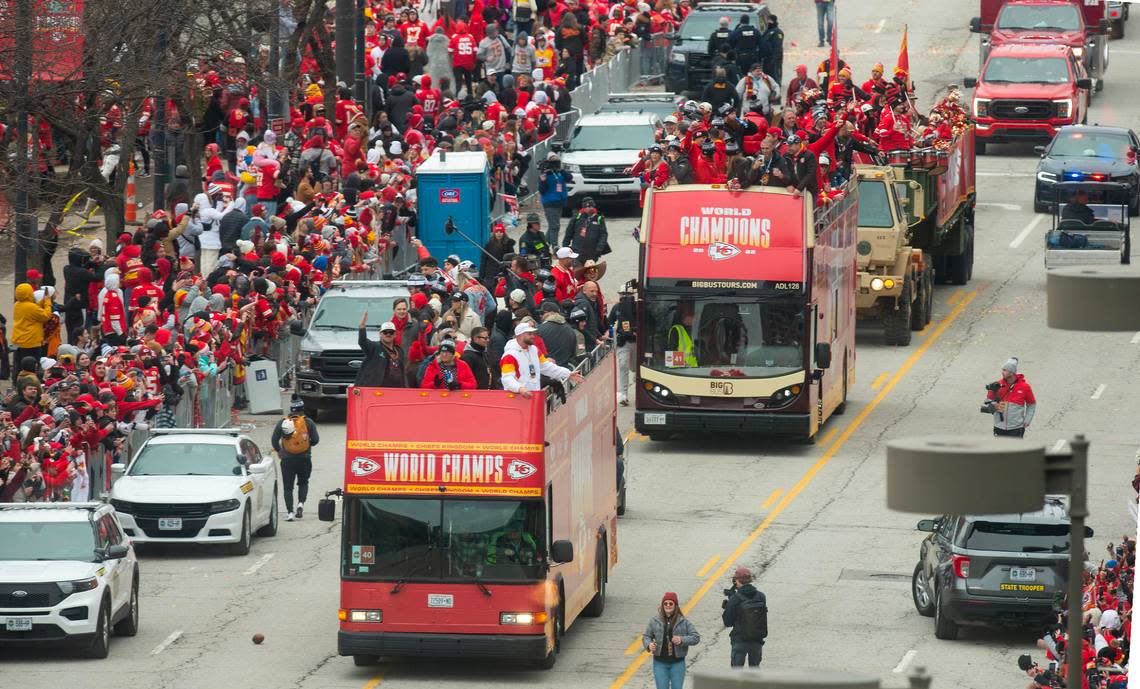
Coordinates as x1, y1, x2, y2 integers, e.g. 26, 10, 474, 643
539, 152, 569, 248
1017, 654, 1065, 689
982, 357, 1036, 438
721, 566, 767, 667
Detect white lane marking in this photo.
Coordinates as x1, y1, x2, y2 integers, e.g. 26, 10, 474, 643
151, 630, 183, 655
1091, 384, 1106, 400
976, 171, 1034, 177
875, 18, 886, 33
243, 552, 275, 576
1131, 331, 1140, 344
977, 202, 1023, 211
1052, 439, 1066, 453
892, 649, 917, 673
1010, 215, 1045, 249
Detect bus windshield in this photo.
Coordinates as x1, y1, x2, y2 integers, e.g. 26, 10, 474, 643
642, 297, 804, 378
343, 497, 546, 581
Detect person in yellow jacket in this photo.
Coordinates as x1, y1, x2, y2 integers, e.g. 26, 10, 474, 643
12, 283, 53, 384
667, 303, 698, 368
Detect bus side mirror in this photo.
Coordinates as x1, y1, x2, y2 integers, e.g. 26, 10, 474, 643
814, 342, 832, 369
318, 499, 336, 522
550, 540, 574, 564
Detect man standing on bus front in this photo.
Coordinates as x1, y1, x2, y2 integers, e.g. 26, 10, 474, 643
500, 322, 584, 398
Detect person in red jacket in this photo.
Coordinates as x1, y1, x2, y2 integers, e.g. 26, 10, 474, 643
688, 133, 727, 184
986, 357, 1036, 437
420, 340, 476, 389
875, 99, 912, 152
415, 75, 442, 119
449, 22, 479, 97
627, 146, 670, 206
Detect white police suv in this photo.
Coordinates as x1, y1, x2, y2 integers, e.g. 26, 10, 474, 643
0, 502, 139, 658
110, 428, 278, 555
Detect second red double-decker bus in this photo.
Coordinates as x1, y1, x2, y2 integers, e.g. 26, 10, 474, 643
632, 185, 857, 439
322, 347, 618, 669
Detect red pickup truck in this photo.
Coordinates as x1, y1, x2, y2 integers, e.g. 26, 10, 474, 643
965, 43, 1092, 154
970, 0, 1108, 92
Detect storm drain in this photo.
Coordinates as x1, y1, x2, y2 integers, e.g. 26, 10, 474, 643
838, 569, 912, 583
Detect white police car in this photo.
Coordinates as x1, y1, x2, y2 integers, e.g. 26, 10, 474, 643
0, 502, 139, 658
110, 429, 278, 555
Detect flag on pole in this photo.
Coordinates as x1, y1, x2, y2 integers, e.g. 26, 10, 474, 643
896, 24, 910, 85
829, 22, 839, 84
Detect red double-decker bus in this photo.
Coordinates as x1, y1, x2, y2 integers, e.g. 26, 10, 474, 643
321, 348, 618, 668
632, 185, 857, 439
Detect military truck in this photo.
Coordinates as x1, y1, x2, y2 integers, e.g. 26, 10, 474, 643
854, 128, 977, 346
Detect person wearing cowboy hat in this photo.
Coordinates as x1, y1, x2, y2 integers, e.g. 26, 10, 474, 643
573, 259, 607, 283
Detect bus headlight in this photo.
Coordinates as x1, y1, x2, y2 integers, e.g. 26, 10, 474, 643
644, 382, 676, 404
870, 278, 885, 291
501, 612, 548, 625
768, 385, 803, 408
345, 609, 383, 623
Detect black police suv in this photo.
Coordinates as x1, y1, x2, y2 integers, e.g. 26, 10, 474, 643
1034, 124, 1140, 215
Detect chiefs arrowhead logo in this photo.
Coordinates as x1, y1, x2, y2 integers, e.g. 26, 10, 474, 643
506, 459, 537, 481
707, 242, 741, 261
351, 457, 381, 477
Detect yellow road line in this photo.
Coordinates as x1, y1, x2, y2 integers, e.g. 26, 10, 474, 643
363, 673, 386, 689
870, 372, 889, 390
606, 291, 978, 689
817, 427, 839, 446
761, 489, 784, 510
695, 554, 720, 578
946, 291, 963, 306
624, 635, 643, 655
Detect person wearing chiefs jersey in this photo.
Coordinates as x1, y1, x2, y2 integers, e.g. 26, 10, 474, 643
415, 75, 442, 120
449, 22, 478, 98
402, 8, 430, 49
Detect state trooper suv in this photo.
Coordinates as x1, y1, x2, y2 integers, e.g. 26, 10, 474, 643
0, 502, 139, 658
911, 497, 1079, 639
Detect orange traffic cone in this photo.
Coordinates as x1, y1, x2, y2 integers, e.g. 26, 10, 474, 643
125, 162, 137, 224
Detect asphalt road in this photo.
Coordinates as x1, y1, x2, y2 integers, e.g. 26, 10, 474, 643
9, 1, 1140, 688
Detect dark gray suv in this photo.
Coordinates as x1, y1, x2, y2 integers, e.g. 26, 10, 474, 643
911, 498, 1087, 640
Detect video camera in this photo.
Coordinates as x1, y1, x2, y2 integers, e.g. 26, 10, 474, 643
980, 381, 1002, 419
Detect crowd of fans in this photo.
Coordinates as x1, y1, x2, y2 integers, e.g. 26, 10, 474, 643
625, 54, 972, 208
1016, 471, 1138, 688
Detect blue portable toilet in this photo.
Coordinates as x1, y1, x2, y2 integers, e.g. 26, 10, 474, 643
415, 151, 491, 268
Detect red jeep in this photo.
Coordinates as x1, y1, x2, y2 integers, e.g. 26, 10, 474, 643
965, 43, 1092, 154
970, 0, 1108, 91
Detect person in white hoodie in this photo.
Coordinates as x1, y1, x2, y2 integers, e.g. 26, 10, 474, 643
499, 322, 583, 397
193, 183, 233, 276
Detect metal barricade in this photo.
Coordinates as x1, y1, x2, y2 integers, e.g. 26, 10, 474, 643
636, 34, 670, 86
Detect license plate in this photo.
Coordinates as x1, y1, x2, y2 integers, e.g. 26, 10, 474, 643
643, 413, 666, 425
599, 184, 619, 195
5, 618, 32, 632
427, 594, 454, 608
1010, 567, 1036, 581
158, 517, 183, 531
